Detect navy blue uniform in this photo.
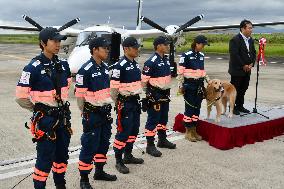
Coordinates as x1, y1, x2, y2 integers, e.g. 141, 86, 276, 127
75, 57, 113, 174
16, 53, 72, 189
110, 56, 142, 155
178, 50, 206, 127
142, 53, 171, 139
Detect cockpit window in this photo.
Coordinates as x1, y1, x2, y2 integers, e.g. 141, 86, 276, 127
75, 31, 111, 47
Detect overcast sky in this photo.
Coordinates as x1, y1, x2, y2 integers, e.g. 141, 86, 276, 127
1, 0, 284, 31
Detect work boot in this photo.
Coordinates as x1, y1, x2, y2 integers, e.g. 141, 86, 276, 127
94, 170, 117, 181
80, 174, 93, 189
184, 127, 189, 140
56, 184, 66, 189
123, 152, 144, 164
192, 126, 202, 141
146, 139, 162, 157
185, 127, 197, 142
80, 181, 93, 189
239, 107, 250, 113
157, 138, 176, 149
233, 108, 240, 115
115, 161, 129, 174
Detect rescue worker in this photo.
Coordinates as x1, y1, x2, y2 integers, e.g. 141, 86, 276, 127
15, 27, 73, 189
75, 37, 117, 189
141, 36, 176, 157
110, 37, 144, 174
177, 35, 209, 142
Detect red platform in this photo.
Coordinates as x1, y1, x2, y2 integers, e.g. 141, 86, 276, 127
173, 105, 284, 150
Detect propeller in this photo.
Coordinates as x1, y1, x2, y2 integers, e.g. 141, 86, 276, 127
22, 15, 43, 31
141, 14, 204, 34
141, 16, 168, 33
175, 14, 204, 33
22, 15, 80, 32
58, 18, 80, 32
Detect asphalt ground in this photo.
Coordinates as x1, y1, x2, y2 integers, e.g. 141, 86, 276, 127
0, 44, 284, 189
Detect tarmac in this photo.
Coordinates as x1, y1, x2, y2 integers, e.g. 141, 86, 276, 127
0, 44, 284, 189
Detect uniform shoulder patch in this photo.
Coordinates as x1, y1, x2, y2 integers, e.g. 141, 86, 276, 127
151, 55, 157, 62
120, 59, 127, 66
111, 69, 120, 78
185, 51, 193, 55
179, 57, 185, 63
32, 60, 41, 67
84, 62, 93, 71
19, 71, 31, 85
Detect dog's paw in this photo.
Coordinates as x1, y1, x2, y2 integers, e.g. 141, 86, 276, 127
215, 118, 221, 123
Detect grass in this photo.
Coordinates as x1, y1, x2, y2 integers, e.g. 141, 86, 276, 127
0, 33, 284, 57
142, 33, 284, 57
0, 34, 38, 44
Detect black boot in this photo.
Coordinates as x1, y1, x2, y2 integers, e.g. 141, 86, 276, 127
94, 163, 117, 181
146, 137, 162, 157
123, 150, 144, 164
157, 130, 176, 149
56, 184, 66, 189
80, 174, 93, 189
115, 153, 129, 174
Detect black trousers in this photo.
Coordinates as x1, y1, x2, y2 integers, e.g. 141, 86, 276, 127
230, 74, 250, 109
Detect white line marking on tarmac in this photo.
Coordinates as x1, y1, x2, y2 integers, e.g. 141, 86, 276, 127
216, 57, 223, 60
204, 56, 210, 59
270, 62, 277, 64
0, 132, 182, 180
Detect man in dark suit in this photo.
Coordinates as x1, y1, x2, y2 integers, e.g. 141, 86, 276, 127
228, 19, 256, 115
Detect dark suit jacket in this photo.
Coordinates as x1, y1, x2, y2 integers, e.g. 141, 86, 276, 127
228, 33, 256, 76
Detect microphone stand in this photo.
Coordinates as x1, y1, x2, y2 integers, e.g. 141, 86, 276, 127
241, 39, 269, 119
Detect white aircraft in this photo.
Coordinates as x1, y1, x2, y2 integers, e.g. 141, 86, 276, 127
1, 0, 284, 76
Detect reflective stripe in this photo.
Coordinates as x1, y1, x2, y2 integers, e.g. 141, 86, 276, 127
118, 81, 142, 95
183, 115, 192, 123
34, 167, 49, 177
126, 135, 137, 143
191, 115, 199, 121
61, 86, 69, 100
32, 167, 49, 182
94, 154, 107, 163
75, 87, 88, 97
141, 74, 151, 83
156, 124, 167, 131
149, 75, 171, 89
78, 161, 93, 171
52, 162, 67, 174
16, 86, 30, 98
113, 139, 126, 150
85, 88, 111, 103
32, 173, 47, 182
30, 90, 56, 103
144, 128, 157, 137
110, 80, 120, 89
183, 69, 206, 79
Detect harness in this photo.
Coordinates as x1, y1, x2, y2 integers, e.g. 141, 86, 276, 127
142, 84, 170, 112
206, 85, 225, 107
26, 55, 73, 142
115, 94, 140, 132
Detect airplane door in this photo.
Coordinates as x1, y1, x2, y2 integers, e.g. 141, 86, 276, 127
109, 32, 121, 65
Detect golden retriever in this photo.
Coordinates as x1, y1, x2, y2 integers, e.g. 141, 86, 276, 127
206, 79, 236, 122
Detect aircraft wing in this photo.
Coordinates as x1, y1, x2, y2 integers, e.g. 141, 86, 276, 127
183, 21, 284, 32
0, 25, 39, 31
0, 25, 82, 36
125, 29, 164, 38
